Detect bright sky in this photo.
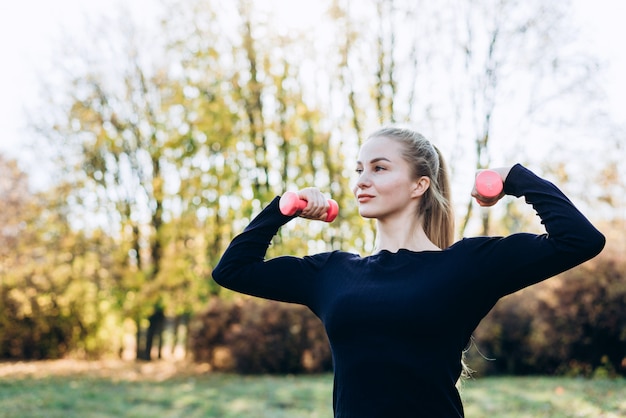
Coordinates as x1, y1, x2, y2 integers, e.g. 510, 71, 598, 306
0, 0, 624, 178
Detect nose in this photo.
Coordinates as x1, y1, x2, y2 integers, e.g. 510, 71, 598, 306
355, 170, 371, 191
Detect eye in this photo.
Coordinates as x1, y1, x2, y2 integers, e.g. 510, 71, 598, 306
355, 168, 363, 174
374, 165, 386, 172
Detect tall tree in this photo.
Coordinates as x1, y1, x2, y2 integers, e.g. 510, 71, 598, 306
32, 12, 221, 359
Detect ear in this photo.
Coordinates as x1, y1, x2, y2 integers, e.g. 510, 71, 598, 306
411, 176, 431, 198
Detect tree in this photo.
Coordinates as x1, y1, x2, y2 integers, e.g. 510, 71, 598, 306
0, 156, 122, 358
30, 12, 219, 359
29, 0, 363, 359
0, 156, 30, 277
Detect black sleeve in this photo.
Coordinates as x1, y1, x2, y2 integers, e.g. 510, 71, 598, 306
211, 197, 332, 306
474, 164, 605, 297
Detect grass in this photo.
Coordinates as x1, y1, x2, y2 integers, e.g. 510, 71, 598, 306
461, 376, 626, 418
0, 374, 331, 418
0, 360, 625, 417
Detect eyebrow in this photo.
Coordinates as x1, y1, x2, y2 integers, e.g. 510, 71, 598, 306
356, 157, 392, 165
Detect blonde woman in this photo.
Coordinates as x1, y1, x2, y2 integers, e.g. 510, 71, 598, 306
213, 126, 605, 417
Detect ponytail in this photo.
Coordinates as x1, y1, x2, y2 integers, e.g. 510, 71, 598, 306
422, 145, 454, 249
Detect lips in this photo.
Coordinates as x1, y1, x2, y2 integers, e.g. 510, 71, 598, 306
357, 194, 374, 203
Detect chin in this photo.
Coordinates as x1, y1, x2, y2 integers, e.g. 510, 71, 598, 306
358, 208, 377, 219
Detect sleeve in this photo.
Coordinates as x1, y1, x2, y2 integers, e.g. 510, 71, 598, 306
211, 196, 332, 306
475, 164, 605, 298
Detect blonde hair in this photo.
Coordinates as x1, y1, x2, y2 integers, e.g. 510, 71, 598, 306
367, 127, 454, 249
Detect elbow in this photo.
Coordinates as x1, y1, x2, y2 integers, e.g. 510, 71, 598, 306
211, 270, 222, 286
211, 270, 233, 291
580, 229, 606, 261
211, 261, 243, 290
590, 230, 606, 258
211, 262, 229, 288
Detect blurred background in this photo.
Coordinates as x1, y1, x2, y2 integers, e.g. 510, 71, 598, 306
0, 0, 624, 378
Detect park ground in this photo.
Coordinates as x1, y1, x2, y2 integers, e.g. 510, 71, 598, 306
1, 359, 625, 417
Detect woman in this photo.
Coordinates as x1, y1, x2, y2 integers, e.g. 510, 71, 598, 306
212, 126, 605, 417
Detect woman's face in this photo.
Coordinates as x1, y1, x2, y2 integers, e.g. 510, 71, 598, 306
353, 136, 426, 220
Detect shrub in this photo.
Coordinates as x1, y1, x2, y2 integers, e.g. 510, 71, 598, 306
0, 285, 76, 359
468, 255, 626, 377
189, 297, 331, 374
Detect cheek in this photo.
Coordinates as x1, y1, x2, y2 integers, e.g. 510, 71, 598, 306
350, 173, 357, 194
376, 176, 396, 191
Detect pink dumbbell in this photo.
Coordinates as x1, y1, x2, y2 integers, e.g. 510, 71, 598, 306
475, 170, 503, 199
279, 191, 339, 222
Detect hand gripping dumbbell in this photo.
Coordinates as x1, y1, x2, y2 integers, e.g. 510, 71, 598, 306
279, 192, 339, 222
475, 170, 503, 199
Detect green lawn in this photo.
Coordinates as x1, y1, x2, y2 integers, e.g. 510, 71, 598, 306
461, 376, 626, 418
0, 363, 624, 417
0, 373, 331, 418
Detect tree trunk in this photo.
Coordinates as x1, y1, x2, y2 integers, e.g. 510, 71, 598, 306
145, 306, 165, 360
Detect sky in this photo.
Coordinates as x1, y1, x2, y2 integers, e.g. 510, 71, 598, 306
0, 0, 624, 184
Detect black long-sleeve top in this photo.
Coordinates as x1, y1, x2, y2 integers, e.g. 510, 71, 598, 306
212, 164, 605, 417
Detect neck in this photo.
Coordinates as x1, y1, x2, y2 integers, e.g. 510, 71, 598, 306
374, 215, 440, 253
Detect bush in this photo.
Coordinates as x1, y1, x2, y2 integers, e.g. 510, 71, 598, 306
468, 255, 626, 377
0, 285, 77, 359
189, 297, 331, 374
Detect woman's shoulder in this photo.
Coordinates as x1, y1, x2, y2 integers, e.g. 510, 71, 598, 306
301, 249, 362, 267
447, 236, 503, 253
306, 250, 364, 262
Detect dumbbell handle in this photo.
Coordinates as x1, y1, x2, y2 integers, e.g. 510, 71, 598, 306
279, 191, 339, 222
475, 170, 504, 198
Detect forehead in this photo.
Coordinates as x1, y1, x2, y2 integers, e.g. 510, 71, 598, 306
357, 136, 403, 162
